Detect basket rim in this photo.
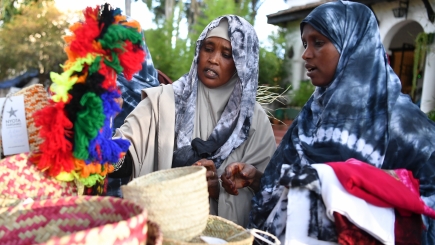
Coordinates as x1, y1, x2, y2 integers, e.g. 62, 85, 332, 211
127, 166, 206, 189
162, 215, 254, 245
0, 196, 148, 244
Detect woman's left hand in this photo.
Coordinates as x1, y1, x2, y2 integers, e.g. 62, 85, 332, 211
193, 159, 219, 200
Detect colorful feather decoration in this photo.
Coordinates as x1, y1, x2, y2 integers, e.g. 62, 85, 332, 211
30, 3, 145, 187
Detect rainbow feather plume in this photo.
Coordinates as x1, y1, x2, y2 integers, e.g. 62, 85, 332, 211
30, 3, 145, 187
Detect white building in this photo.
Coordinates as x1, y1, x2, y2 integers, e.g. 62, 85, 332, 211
268, 0, 435, 112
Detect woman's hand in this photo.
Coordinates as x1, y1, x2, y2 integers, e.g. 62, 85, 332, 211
221, 162, 262, 195
193, 159, 219, 200
115, 96, 123, 110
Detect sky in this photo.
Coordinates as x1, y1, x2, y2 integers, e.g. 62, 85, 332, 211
54, 0, 290, 45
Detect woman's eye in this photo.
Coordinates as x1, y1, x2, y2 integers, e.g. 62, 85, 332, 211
314, 40, 324, 47
222, 53, 232, 59
302, 42, 307, 48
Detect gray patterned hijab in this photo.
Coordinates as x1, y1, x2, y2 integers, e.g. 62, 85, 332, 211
251, 1, 435, 243
172, 15, 259, 169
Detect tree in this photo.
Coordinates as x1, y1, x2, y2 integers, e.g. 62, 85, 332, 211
0, 1, 69, 82
258, 28, 288, 89
0, 0, 49, 24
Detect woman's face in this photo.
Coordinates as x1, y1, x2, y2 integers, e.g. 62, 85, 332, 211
301, 24, 340, 87
197, 37, 236, 88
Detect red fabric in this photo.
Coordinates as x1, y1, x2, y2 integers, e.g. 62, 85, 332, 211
327, 158, 435, 218
333, 211, 423, 245
333, 212, 382, 245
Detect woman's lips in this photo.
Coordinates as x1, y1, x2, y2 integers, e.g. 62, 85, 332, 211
305, 64, 316, 77
306, 68, 317, 77
204, 68, 218, 79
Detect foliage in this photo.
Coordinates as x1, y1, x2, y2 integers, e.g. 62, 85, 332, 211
412, 32, 431, 99
258, 29, 287, 89
144, 16, 192, 81
0, 0, 49, 23
288, 80, 315, 108
0, 1, 69, 81
427, 110, 435, 122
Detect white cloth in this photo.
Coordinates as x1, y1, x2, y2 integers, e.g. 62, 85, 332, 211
312, 164, 395, 245
285, 187, 338, 245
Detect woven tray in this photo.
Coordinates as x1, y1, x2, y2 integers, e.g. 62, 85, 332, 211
0, 196, 148, 245
0, 153, 77, 208
122, 166, 209, 242
163, 215, 254, 245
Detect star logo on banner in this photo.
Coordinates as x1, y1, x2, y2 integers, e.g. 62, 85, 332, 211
8, 107, 17, 118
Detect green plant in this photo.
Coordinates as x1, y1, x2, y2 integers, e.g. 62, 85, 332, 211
427, 110, 435, 122
288, 80, 315, 108
412, 32, 434, 98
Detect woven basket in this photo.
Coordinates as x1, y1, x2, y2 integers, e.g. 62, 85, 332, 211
0, 196, 148, 245
0, 153, 77, 208
121, 166, 209, 242
0, 84, 49, 157
163, 215, 254, 245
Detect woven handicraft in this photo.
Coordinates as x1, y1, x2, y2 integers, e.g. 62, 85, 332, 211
163, 215, 254, 245
0, 153, 77, 208
0, 196, 148, 245
122, 166, 209, 242
13, 84, 49, 153
0, 84, 49, 157
29, 3, 146, 188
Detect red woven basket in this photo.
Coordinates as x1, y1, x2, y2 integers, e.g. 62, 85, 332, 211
0, 196, 148, 245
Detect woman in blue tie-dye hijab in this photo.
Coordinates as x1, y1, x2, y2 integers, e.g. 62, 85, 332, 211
222, 0, 435, 243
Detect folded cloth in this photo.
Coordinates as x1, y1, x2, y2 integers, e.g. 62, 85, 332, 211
333, 210, 423, 245
312, 164, 394, 245
327, 158, 435, 218
285, 186, 338, 245
333, 212, 383, 245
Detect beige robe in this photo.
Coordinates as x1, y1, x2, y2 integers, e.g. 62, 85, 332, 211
114, 83, 276, 227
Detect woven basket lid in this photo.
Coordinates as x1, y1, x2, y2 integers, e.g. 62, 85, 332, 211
0, 196, 148, 245
0, 153, 77, 207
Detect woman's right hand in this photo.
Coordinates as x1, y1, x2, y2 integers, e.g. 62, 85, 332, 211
221, 162, 262, 195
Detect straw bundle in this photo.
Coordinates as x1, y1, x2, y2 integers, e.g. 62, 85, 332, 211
122, 166, 209, 242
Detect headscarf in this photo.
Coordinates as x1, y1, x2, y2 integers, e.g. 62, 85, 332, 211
250, 1, 435, 242
172, 15, 259, 169
113, 38, 159, 130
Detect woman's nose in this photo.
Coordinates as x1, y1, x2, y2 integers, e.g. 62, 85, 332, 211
302, 47, 312, 60
208, 53, 218, 64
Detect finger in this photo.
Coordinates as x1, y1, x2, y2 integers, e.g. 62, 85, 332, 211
199, 160, 216, 171
225, 163, 241, 179
192, 161, 202, 166
221, 174, 235, 189
206, 170, 216, 179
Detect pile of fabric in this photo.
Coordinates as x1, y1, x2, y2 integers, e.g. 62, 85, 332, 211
284, 159, 434, 245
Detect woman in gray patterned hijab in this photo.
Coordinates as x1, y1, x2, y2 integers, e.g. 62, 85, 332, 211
113, 15, 276, 226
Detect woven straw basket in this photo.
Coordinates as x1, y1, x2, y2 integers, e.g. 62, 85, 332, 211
0, 84, 49, 157
122, 166, 209, 242
0, 196, 148, 245
163, 215, 254, 245
0, 153, 77, 208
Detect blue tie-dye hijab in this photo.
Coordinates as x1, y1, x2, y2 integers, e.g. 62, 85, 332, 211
250, 1, 435, 243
